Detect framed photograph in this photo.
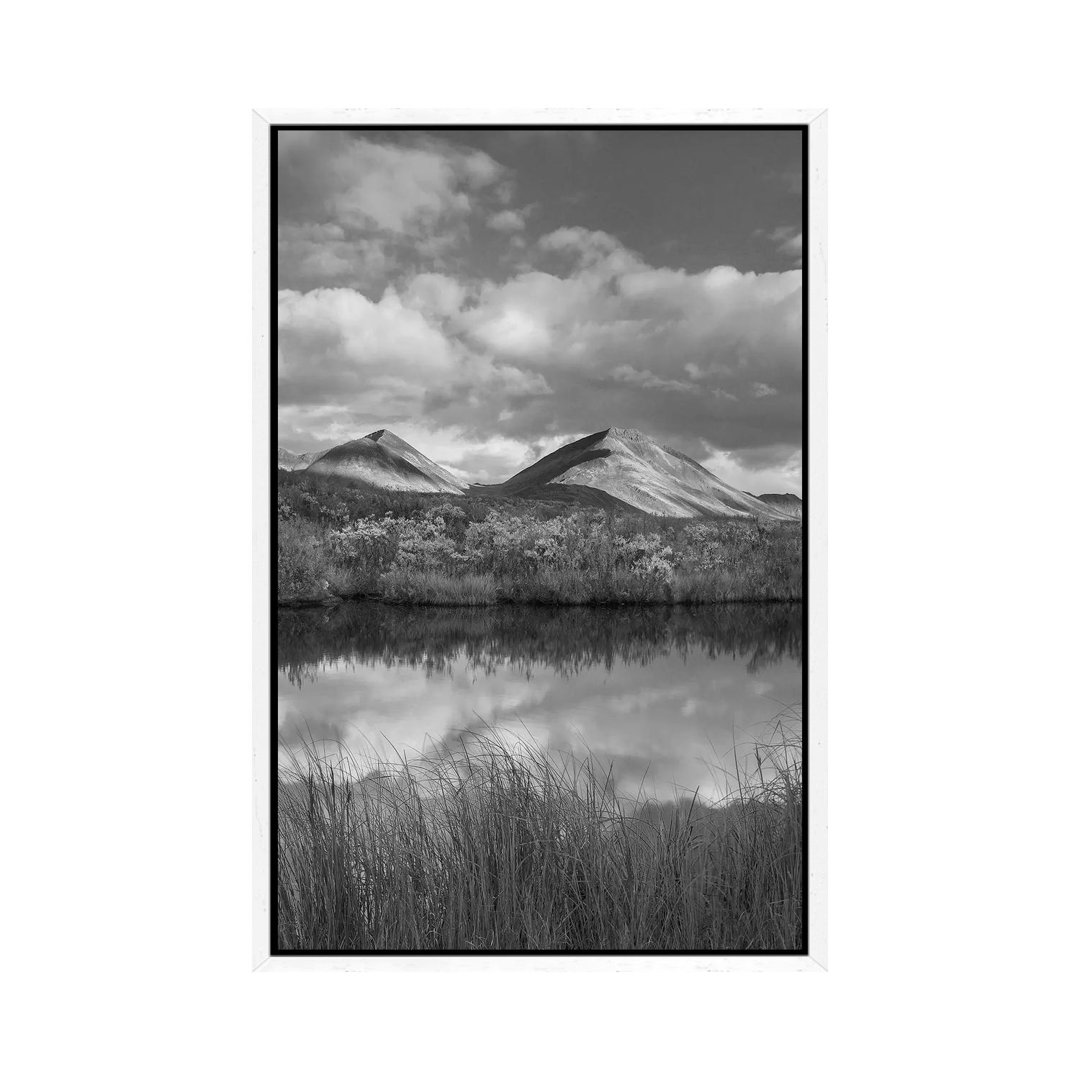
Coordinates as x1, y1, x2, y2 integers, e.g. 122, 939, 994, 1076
253, 109, 826, 970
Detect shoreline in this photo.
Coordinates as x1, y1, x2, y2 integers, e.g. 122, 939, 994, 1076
278, 592, 804, 609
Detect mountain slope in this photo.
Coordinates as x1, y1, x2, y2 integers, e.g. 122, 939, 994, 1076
278, 447, 327, 471
363, 429, 465, 491
304, 430, 467, 493
490, 428, 787, 518
754, 493, 802, 518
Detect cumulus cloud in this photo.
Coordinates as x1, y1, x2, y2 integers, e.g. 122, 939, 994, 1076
280, 131, 504, 236
537, 227, 641, 273
278, 287, 461, 410
702, 446, 803, 498
277, 283, 553, 460
400, 272, 470, 319
277, 131, 508, 291
487, 208, 527, 232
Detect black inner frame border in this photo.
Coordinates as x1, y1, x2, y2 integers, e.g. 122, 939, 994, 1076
268, 123, 811, 957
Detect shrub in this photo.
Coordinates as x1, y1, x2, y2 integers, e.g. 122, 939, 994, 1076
277, 519, 333, 600
279, 519, 366, 601
277, 473, 802, 605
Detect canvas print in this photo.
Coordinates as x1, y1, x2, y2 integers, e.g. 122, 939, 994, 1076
273, 126, 807, 953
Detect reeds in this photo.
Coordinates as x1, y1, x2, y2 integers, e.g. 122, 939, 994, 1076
277, 725, 802, 951
379, 569, 499, 605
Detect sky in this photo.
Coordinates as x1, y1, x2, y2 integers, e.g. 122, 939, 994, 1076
277, 128, 803, 494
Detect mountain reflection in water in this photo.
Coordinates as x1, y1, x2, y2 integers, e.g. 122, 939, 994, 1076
277, 602, 802, 802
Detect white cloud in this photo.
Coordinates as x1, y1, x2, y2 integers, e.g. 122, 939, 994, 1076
278, 287, 462, 414
465, 305, 554, 357
701, 447, 803, 497
611, 365, 694, 393
318, 138, 503, 236
400, 273, 469, 319
277, 284, 552, 461
487, 209, 527, 233
768, 225, 803, 258
537, 227, 641, 273
277, 132, 510, 290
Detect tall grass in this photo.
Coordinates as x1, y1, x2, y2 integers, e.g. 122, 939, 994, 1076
380, 569, 498, 605
277, 727, 802, 951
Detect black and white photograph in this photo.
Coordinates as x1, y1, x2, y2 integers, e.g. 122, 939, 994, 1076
272, 124, 809, 953
12, 0, 1080, 1065
13, 1, 1080, 1070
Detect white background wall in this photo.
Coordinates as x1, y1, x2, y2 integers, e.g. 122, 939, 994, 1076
3, 4, 1076, 1077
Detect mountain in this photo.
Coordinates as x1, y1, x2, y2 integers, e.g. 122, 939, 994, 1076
304, 429, 467, 493
362, 429, 466, 491
278, 447, 327, 471
754, 493, 802, 518
486, 428, 787, 518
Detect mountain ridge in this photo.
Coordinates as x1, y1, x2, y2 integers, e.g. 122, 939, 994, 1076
278, 447, 328, 471
753, 492, 802, 518
284, 425, 795, 520
363, 429, 465, 491
481, 427, 788, 519
304, 430, 467, 493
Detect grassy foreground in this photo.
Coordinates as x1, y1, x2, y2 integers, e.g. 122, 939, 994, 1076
277, 728, 802, 951
277, 477, 802, 606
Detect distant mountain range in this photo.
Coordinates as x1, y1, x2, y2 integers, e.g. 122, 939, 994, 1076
279, 427, 800, 519
277, 447, 327, 471
753, 493, 803, 518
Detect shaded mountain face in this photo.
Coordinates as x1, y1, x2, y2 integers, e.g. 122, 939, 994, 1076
490, 428, 787, 518
755, 493, 802, 518
304, 430, 467, 493
278, 447, 327, 471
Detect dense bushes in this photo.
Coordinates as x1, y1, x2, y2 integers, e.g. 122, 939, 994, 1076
277, 477, 802, 605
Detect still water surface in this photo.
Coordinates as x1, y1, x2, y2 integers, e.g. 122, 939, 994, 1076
277, 602, 802, 802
